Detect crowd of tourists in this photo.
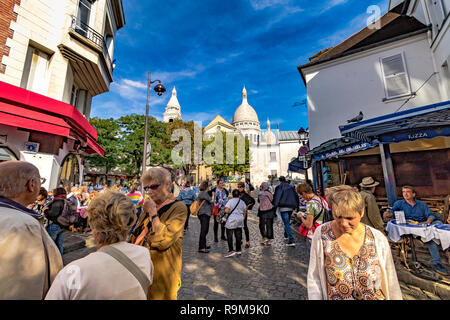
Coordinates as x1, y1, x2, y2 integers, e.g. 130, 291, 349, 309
0, 159, 448, 300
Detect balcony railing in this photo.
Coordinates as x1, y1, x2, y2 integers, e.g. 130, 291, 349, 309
69, 15, 113, 75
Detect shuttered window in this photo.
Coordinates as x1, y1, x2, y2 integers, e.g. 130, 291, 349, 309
380, 53, 412, 99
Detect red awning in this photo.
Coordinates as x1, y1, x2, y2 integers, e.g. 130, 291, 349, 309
0, 101, 71, 137
0, 81, 97, 139
86, 136, 105, 157
0, 81, 105, 157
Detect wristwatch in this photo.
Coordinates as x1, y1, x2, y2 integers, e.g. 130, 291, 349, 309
150, 214, 159, 223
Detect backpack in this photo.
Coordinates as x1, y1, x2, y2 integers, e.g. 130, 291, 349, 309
56, 199, 79, 227
189, 199, 205, 217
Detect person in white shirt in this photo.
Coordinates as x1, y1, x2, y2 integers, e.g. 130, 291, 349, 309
45, 191, 153, 300
223, 189, 248, 257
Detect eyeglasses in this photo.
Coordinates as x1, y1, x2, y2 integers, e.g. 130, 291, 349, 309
40, 177, 46, 184
143, 184, 161, 192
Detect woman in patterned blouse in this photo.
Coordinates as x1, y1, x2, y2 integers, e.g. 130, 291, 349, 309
307, 185, 402, 300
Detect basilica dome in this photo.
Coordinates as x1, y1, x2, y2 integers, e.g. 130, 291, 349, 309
232, 87, 260, 126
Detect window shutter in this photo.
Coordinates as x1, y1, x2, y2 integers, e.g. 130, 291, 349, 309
381, 53, 411, 99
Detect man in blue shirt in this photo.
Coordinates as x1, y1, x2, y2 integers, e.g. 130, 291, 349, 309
384, 186, 447, 275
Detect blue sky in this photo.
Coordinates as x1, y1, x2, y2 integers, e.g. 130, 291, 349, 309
91, 0, 389, 131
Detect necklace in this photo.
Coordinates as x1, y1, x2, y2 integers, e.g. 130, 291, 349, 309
350, 226, 367, 300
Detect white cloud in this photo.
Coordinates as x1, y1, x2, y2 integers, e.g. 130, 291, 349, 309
122, 79, 147, 89
250, 89, 259, 94
321, 0, 349, 12
152, 66, 205, 84
249, 0, 290, 10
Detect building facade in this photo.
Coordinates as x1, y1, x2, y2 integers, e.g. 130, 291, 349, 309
204, 87, 307, 187
298, 1, 449, 204
0, 0, 125, 191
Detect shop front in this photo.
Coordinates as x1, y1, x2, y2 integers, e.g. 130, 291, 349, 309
308, 101, 449, 216
0, 81, 104, 191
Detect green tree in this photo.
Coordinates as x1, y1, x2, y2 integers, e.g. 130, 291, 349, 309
207, 131, 250, 178
118, 114, 172, 176
87, 117, 123, 176
166, 119, 203, 178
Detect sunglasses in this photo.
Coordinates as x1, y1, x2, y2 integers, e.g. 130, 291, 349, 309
40, 177, 46, 184
143, 184, 161, 192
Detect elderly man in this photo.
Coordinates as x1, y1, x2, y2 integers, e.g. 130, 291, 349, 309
359, 177, 385, 233
129, 168, 187, 300
384, 186, 448, 276
0, 160, 63, 299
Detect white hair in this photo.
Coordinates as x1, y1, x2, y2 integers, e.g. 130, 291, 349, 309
0, 161, 39, 198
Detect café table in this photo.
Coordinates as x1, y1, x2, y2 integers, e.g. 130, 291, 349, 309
386, 220, 450, 270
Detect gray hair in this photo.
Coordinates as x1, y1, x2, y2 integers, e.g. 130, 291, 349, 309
141, 167, 172, 190
0, 161, 39, 198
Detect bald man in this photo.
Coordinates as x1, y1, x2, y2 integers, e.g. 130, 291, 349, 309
0, 160, 63, 299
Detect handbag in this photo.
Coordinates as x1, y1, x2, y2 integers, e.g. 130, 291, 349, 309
221, 200, 242, 224
212, 204, 219, 216
298, 198, 324, 237
190, 199, 205, 217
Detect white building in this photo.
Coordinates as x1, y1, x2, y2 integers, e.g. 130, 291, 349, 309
0, 0, 125, 191
297, 0, 450, 201
204, 87, 307, 186
163, 87, 183, 123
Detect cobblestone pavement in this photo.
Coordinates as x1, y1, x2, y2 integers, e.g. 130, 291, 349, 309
178, 209, 309, 300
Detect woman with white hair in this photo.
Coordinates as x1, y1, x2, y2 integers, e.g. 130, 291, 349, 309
129, 167, 187, 300
45, 191, 153, 300
307, 185, 402, 300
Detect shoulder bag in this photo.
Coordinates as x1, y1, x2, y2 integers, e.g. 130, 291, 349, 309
100, 245, 150, 298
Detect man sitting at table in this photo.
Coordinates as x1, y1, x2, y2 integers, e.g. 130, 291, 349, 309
384, 186, 448, 275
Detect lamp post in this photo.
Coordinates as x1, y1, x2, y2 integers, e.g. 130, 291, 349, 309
142, 69, 166, 178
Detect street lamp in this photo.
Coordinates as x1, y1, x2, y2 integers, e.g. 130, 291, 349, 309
142, 69, 166, 178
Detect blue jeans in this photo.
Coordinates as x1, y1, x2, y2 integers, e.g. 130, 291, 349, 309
425, 220, 443, 265
281, 211, 295, 243
47, 223, 64, 255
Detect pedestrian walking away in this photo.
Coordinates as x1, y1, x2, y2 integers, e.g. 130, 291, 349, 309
238, 181, 256, 249
223, 189, 247, 257
45, 191, 153, 300
44, 187, 75, 255
307, 185, 402, 300
0, 160, 63, 299
273, 176, 299, 246
196, 181, 214, 253
177, 180, 197, 232
257, 182, 275, 246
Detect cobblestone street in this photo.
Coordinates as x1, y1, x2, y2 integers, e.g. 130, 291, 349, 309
178, 209, 309, 300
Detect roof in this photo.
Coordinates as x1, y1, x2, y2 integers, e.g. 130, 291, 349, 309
278, 131, 300, 141
297, 11, 428, 84
339, 100, 450, 143
232, 87, 259, 124
204, 115, 235, 131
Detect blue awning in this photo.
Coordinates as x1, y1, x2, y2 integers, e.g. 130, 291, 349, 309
312, 140, 379, 161
339, 100, 450, 143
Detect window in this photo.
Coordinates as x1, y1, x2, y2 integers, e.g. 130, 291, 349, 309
70, 84, 79, 106
270, 152, 276, 162
380, 53, 412, 99
76, 0, 92, 36
20, 46, 50, 95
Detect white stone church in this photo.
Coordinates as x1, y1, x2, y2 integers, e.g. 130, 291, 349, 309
163, 86, 307, 186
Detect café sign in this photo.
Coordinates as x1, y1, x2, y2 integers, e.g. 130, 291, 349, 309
313, 141, 379, 161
